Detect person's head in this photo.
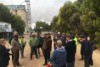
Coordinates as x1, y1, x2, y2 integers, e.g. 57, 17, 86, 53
56, 40, 62, 48
62, 33, 66, 36
36, 33, 40, 37
0, 38, 6, 46
57, 32, 61, 38
45, 33, 49, 38
79, 35, 87, 42
13, 31, 18, 36
48, 33, 51, 38
13, 31, 19, 39
18, 35, 21, 38
87, 36, 90, 41
22, 36, 24, 38
66, 34, 73, 41
32, 34, 35, 38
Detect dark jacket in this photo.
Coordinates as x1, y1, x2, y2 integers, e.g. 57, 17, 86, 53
42, 37, 52, 51
61, 36, 66, 46
37, 36, 43, 47
81, 40, 93, 56
0, 44, 10, 66
65, 40, 76, 62
51, 46, 67, 67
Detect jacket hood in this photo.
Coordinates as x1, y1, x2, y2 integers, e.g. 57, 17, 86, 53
56, 46, 66, 52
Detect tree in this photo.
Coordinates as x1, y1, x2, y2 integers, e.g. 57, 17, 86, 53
80, 0, 100, 36
0, 4, 12, 23
79, 0, 100, 48
50, 16, 58, 32
0, 4, 25, 33
57, 1, 80, 33
50, 0, 100, 47
13, 16, 25, 33
70, 12, 82, 32
34, 21, 50, 33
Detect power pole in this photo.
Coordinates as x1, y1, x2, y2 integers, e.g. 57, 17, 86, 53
25, 0, 31, 32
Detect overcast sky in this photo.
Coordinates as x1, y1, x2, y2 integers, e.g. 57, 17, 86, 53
0, 0, 76, 28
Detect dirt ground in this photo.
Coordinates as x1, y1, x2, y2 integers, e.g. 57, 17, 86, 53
7, 35, 100, 67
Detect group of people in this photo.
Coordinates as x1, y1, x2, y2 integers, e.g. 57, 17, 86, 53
50, 33, 95, 67
28, 32, 95, 67
0, 31, 26, 67
29, 33, 52, 66
0, 31, 95, 67
50, 34, 76, 67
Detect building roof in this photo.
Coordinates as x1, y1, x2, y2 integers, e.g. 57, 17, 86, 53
6, 5, 26, 10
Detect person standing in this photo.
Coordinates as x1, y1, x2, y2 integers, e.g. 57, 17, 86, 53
29, 34, 38, 60
19, 36, 26, 58
0, 38, 11, 67
73, 35, 78, 48
37, 34, 43, 57
61, 33, 66, 46
79, 35, 84, 60
79, 35, 93, 67
65, 34, 76, 67
42, 33, 52, 66
11, 32, 21, 67
51, 40, 67, 67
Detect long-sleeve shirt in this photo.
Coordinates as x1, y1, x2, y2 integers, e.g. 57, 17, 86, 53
65, 40, 76, 62
11, 39, 21, 51
29, 37, 36, 47
81, 40, 93, 56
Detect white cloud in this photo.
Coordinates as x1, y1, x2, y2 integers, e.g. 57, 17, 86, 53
0, 0, 76, 24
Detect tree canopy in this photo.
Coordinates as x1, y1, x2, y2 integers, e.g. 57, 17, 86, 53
50, 0, 100, 47
0, 4, 25, 33
34, 21, 50, 33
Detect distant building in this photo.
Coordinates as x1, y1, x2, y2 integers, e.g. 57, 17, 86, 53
6, 5, 28, 33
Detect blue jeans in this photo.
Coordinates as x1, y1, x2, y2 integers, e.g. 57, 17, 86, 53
67, 61, 75, 67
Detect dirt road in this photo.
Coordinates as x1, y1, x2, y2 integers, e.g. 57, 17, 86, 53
7, 36, 100, 67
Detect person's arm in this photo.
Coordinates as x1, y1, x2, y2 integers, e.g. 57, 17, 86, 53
50, 51, 56, 63
29, 38, 31, 47
24, 38, 26, 44
88, 42, 93, 55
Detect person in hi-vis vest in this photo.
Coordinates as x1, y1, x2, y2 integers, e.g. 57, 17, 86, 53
19, 36, 26, 58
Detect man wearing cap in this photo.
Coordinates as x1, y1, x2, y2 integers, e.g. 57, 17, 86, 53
79, 35, 93, 67
11, 32, 21, 67
29, 34, 39, 60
